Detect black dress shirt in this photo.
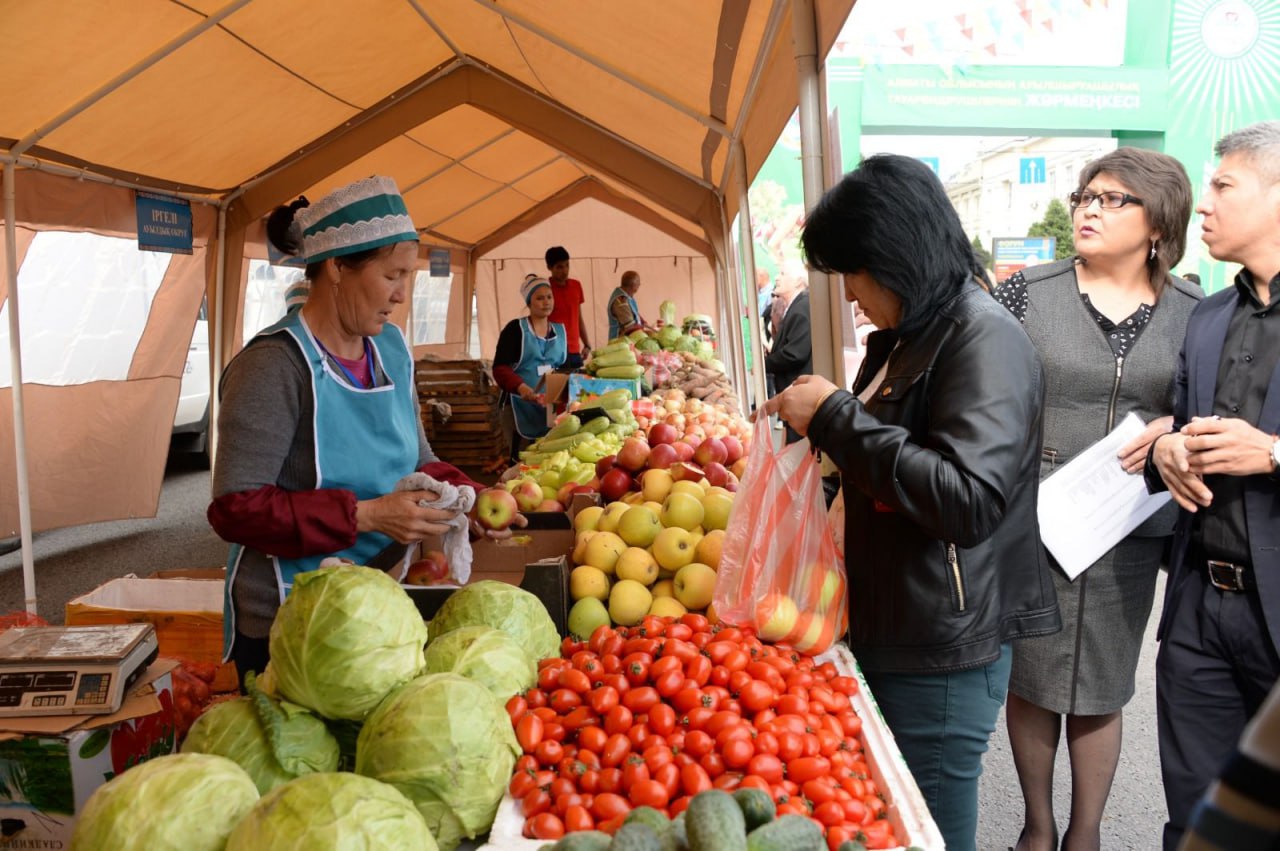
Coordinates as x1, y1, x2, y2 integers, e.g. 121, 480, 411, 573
1193, 269, 1280, 565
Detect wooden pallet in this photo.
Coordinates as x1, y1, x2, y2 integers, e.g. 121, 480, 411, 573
416, 355, 507, 467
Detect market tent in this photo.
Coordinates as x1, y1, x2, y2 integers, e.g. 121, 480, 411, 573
0, 0, 854, 610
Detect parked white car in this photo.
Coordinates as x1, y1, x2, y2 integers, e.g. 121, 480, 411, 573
172, 297, 210, 454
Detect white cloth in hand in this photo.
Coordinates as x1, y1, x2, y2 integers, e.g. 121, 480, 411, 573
393, 472, 476, 584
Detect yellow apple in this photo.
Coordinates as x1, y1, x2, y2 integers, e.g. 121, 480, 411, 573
641, 468, 674, 503
670, 480, 705, 499
660, 492, 705, 531
583, 531, 627, 574
609, 579, 653, 626
649, 596, 688, 619
819, 569, 844, 611
673, 562, 718, 610
616, 547, 659, 585
700, 492, 734, 532
568, 597, 611, 640
756, 593, 799, 642
651, 579, 676, 598
622, 491, 645, 505
651, 527, 696, 572
643, 501, 665, 515
569, 565, 610, 601
574, 505, 604, 533
596, 502, 630, 533
618, 506, 662, 549
694, 529, 725, 571
790, 612, 830, 653
572, 530, 597, 565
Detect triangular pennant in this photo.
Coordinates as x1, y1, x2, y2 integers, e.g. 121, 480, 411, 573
961, 27, 974, 40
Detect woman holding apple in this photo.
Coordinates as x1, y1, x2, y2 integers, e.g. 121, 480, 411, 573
492, 274, 568, 462
209, 176, 506, 684
758, 154, 1061, 851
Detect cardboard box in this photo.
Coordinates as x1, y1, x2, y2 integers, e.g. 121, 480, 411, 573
65, 578, 237, 693
566, 374, 641, 406
404, 557, 571, 639
536, 372, 572, 428
0, 664, 177, 849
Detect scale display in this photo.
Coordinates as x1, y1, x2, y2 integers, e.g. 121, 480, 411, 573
0, 624, 158, 717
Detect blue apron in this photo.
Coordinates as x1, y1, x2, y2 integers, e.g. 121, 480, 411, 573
511, 318, 567, 439
223, 310, 419, 654
607, 287, 641, 340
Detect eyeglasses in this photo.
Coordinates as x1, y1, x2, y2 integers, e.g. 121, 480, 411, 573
1069, 190, 1144, 211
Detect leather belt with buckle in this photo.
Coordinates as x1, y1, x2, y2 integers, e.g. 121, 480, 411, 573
1207, 560, 1251, 592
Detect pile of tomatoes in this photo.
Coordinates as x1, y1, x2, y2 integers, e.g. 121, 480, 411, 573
504, 614, 898, 850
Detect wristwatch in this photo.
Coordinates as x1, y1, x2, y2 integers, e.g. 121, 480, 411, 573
1271, 435, 1280, 472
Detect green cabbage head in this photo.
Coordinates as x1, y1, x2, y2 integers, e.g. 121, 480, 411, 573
427, 580, 559, 663
70, 753, 258, 851
226, 772, 437, 851
356, 673, 519, 851
270, 566, 427, 720
424, 625, 535, 699
180, 675, 339, 794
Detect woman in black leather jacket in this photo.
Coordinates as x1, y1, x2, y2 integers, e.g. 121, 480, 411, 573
760, 154, 1061, 851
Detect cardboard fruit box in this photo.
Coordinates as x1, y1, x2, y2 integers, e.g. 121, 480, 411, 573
65, 577, 237, 693
0, 663, 176, 849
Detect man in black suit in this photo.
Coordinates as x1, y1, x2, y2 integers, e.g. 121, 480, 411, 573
765, 264, 813, 444
1144, 121, 1280, 850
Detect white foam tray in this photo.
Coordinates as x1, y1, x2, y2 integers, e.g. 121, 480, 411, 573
471, 643, 944, 850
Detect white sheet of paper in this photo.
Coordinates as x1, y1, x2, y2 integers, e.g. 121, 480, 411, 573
1037, 412, 1172, 580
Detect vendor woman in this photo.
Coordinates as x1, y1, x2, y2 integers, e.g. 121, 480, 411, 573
208, 176, 485, 682
492, 274, 568, 460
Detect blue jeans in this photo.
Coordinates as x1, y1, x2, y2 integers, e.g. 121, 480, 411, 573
862, 644, 1011, 851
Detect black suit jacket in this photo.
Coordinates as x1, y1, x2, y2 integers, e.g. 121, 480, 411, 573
1147, 288, 1280, 655
765, 291, 813, 394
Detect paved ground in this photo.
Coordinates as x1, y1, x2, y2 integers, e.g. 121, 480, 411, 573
0, 452, 1170, 849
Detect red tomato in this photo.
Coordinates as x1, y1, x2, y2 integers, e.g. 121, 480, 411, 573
590, 792, 631, 822
516, 754, 538, 774
738, 774, 772, 793
621, 756, 650, 791
558, 668, 592, 694
685, 655, 713, 687
712, 772, 743, 791
596, 768, 623, 795
516, 714, 544, 753
703, 710, 740, 738
775, 694, 809, 716
509, 769, 538, 799
643, 744, 674, 773
653, 762, 681, 800
746, 754, 784, 785
699, 751, 726, 779
802, 778, 837, 805
561, 706, 598, 733
629, 779, 671, 809
543, 722, 566, 743
589, 686, 620, 715
506, 695, 528, 721
666, 623, 693, 642
601, 734, 632, 768
648, 703, 677, 737
564, 804, 594, 832
672, 686, 704, 714
680, 762, 712, 796
579, 768, 601, 794
842, 797, 871, 825
682, 730, 714, 758
787, 756, 831, 784
680, 613, 710, 632
521, 788, 552, 817
549, 777, 575, 800
650, 655, 683, 679
526, 688, 548, 709
538, 666, 562, 691
622, 687, 660, 714
683, 707, 715, 731
709, 666, 731, 688
739, 680, 776, 714
654, 668, 685, 699
604, 706, 634, 736
754, 731, 779, 756
578, 726, 607, 754
861, 819, 896, 849
826, 825, 857, 851
524, 812, 565, 840
534, 740, 563, 766
623, 653, 652, 686
721, 737, 754, 770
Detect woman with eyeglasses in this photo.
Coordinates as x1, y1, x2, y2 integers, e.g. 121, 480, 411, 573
993, 148, 1201, 851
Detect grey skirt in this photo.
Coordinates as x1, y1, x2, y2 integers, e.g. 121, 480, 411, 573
1009, 535, 1165, 715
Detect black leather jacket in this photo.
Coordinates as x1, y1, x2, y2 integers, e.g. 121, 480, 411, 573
809, 283, 1060, 673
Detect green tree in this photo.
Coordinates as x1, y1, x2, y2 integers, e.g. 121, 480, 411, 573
971, 236, 992, 270
1027, 198, 1075, 259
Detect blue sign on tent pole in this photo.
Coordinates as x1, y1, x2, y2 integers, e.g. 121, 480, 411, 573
429, 248, 451, 277
1019, 157, 1046, 185
135, 191, 193, 254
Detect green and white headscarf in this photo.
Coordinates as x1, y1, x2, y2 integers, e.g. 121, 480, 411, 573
293, 176, 418, 264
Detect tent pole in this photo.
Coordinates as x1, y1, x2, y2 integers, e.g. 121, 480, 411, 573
3, 161, 37, 614
717, 205, 749, 413
210, 203, 227, 469
791, 0, 835, 382
734, 142, 769, 411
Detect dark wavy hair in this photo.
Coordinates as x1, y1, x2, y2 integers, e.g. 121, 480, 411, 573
1075, 147, 1192, 298
801, 154, 981, 337
266, 197, 394, 280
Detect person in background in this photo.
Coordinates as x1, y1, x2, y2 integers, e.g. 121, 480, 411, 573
764, 262, 813, 444
756, 267, 773, 317
993, 147, 1200, 851
1177, 677, 1280, 851
606, 270, 654, 340
208, 176, 491, 683
1183, 271, 1202, 287
1145, 120, 1280, 850
760, 154, 1060, 851
493, 274, 568, 462
545, 245, 591, 368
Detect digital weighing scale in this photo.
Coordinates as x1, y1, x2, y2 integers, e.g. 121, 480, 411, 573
0, 623, 159, 717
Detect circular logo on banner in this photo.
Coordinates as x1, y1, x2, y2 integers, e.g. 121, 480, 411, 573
1201, 0, 1261, 59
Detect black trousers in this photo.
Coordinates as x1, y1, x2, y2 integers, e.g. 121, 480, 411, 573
1156, 564, 1280, 850
230, 632, 271, 693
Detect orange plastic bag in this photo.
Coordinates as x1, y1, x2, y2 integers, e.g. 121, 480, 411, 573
712, 416, 848, 654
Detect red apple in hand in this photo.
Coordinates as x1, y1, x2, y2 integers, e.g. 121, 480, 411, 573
405, 551, 450, 585
616, 437, 651, 473
600, 468, 634, 502
475, 487, 519, 531
648, 443, 679, 470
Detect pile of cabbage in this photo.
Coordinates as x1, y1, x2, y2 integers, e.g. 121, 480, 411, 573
75, 567, 553, 851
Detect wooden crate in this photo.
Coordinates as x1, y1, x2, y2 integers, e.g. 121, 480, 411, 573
416, 356, 507, 468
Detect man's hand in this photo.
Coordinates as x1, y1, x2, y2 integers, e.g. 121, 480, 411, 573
1118, 415, 1173, 474
1183, 416, 1276, 477
1152, 431, 1213, 512
754, 374, 839, 437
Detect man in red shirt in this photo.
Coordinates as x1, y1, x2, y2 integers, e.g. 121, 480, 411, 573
545, 245, 591, 368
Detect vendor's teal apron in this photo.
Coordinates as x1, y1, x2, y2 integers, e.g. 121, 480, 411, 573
223, 311, 419, 655
511, 318, 567, 440
607, 287, 640, 340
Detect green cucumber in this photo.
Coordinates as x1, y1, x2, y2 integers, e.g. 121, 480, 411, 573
686, 789, 746, 851
732, 788, 776, 832
549, 831, 613, 851
596, 365, 645, 379
598, 389, 634, 409
746, 815, 825, 851
546, 414, 581, 440
625, 806, 677, 851
581, 416, 610, 435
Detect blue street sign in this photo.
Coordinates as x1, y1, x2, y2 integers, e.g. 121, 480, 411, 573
1019, 157, 1047, 185
429, 248, 451, 277
135, 192, 192, 254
